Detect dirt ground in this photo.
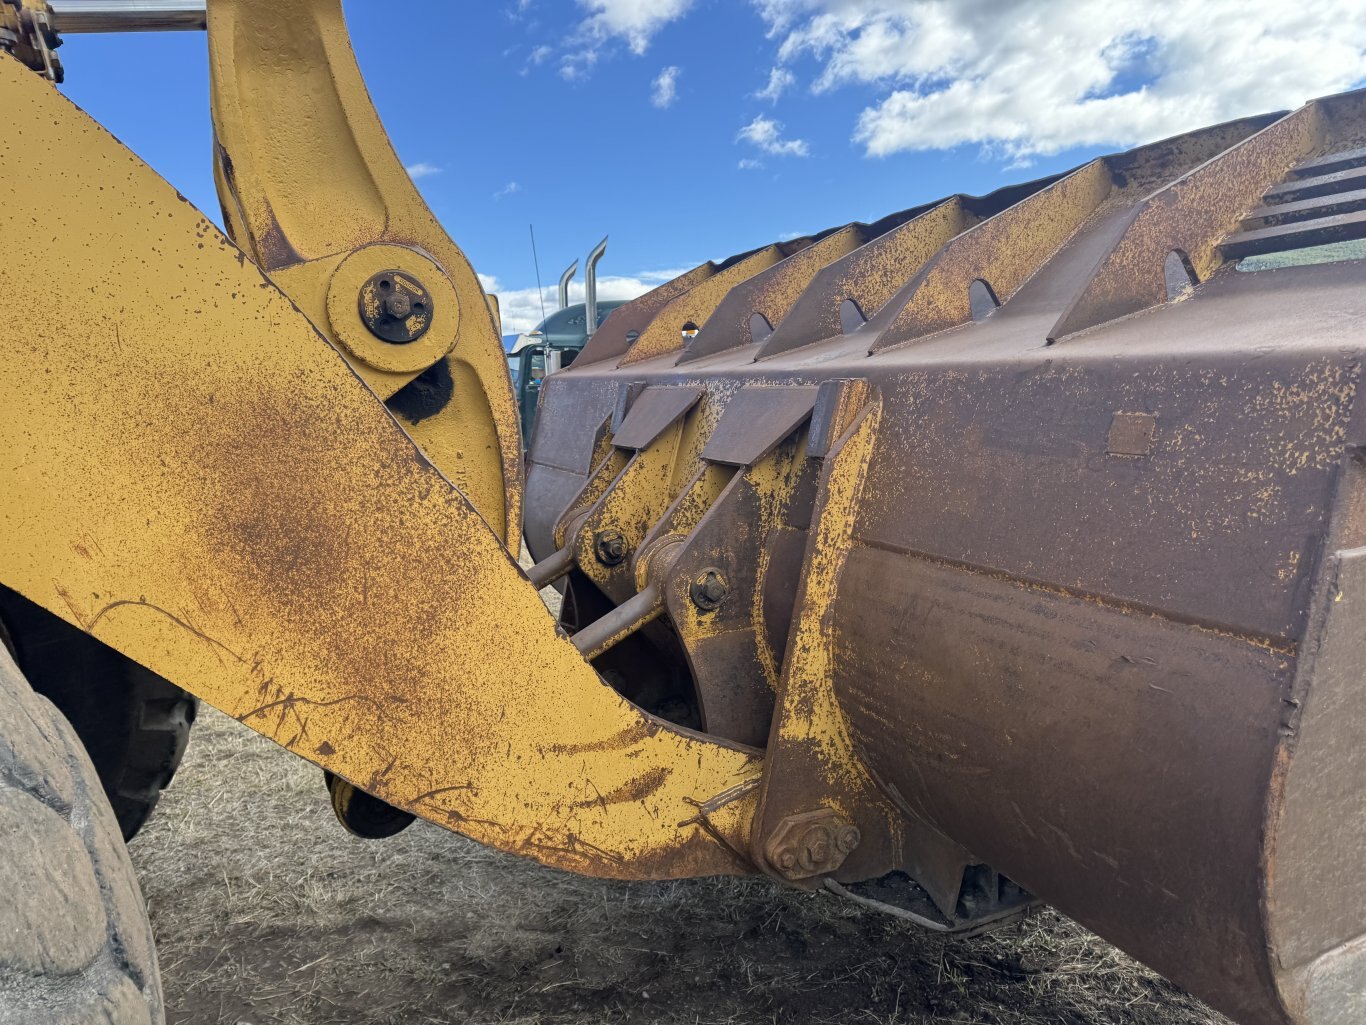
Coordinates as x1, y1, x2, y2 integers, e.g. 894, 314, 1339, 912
128, 705, 1234, 1025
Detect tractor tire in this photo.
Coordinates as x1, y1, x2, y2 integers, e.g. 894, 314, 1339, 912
0, 587, 196, 842
0, 643, 165, 1025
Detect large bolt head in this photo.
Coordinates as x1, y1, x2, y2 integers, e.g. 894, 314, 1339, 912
762, 807, 861, 881
384, 291, 413, 319
594, 529, 628, 567
690, 567, 728, 612
358, 269, 434, 345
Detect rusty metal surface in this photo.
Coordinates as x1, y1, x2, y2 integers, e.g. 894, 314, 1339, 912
8, 22, 1366, 1024
660, 412, 820, 745
574, 261, 716, 366
866, 115, 1282, 353
679, 226, 870, 365
526, 97, 1366, 1023
611, 386, 703, 450
750, 391, 927, 889
700, 386, 819, 466
1047, 102, 1336, 340
619, 241, 812, 367
755, 198, 973, 359
867, 160, 1113, 351
1266, 488, 1366, 1020
1222, 208, 1366, 259
0, 55, 762, 881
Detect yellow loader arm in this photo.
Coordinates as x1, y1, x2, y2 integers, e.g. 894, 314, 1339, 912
0, 22, 757, 878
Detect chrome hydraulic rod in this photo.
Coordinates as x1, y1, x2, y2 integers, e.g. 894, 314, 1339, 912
47, 0, 205, 32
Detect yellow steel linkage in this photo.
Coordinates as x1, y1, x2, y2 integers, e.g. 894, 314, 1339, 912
0, 54, 759, 880
206, 0, 521, 543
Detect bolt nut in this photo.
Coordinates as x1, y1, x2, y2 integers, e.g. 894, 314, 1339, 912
762, 808, 861, 881
690, 568, 728, 611
358, 269, 434, 345
594, 529, 628, 567
835, 825, 862, 855
384, 291, 412, 319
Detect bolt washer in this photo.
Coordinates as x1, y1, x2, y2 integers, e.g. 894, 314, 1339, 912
358, 269, 434, 344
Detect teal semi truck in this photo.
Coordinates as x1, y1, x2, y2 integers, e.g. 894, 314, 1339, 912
506, 238, 624, 445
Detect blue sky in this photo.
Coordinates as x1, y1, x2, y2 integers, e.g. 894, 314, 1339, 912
55, 1, 1366, 332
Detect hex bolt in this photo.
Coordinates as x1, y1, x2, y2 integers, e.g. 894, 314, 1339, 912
762, 808, 861, 881
594, 529, 628, 567
384, 290, 412, 319
690, 567, 728, 611
800, 832, 831, 874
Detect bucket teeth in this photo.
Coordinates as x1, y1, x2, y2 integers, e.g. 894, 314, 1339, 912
678, 225, 869, 365
1045, 95, 1366, 341
575, 261, 715, 366
618, 239, 814, 367
866, 160, 1114, 353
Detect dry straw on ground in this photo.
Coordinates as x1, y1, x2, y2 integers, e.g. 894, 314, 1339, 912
131, 704, 1232, 1025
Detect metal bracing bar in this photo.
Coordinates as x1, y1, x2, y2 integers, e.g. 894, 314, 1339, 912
570, 585, 663, 661
526, 544, 575, 589
47, 0, 205, 33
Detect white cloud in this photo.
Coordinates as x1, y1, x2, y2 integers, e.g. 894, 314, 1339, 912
478, 271, 677, 335
751, 0, 1366, 160
738, 157, 766, 170
738, 115, 810, 157
756, 66, 796, 102
652, 65, 682, 108
553, 0, 694, 80
494, 181, 523, 199
404, 162, 443, 180
576, 0, 693, 55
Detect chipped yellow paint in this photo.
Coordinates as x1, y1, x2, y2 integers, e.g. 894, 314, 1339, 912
645, 463, 736, 552
740, 228, 864, 341
873, 160, 1113, 350
553, 448, 631, 550
769, 405, 880, 775
751, 387, 913, 873
1049, 103, 1328, 341
620, 245, 794, 366
571, 395, 720, 598
759, 200, 972, 356
0, 56, 759, 881
206, 0, 521, 543
673, 437, 807, 667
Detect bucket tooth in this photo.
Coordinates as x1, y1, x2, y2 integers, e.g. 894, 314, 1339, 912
866, 160, 1114, 353
575, 262, 716, 366
1045, 96, 1366, 341
865, 112, 1282, 354
619, 240, 816, 366
754, 173, 1082, 361
753, 199, 971, 360
678, 225, 869, 365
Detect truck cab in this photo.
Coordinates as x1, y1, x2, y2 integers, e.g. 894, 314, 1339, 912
508, 301, 625, 445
